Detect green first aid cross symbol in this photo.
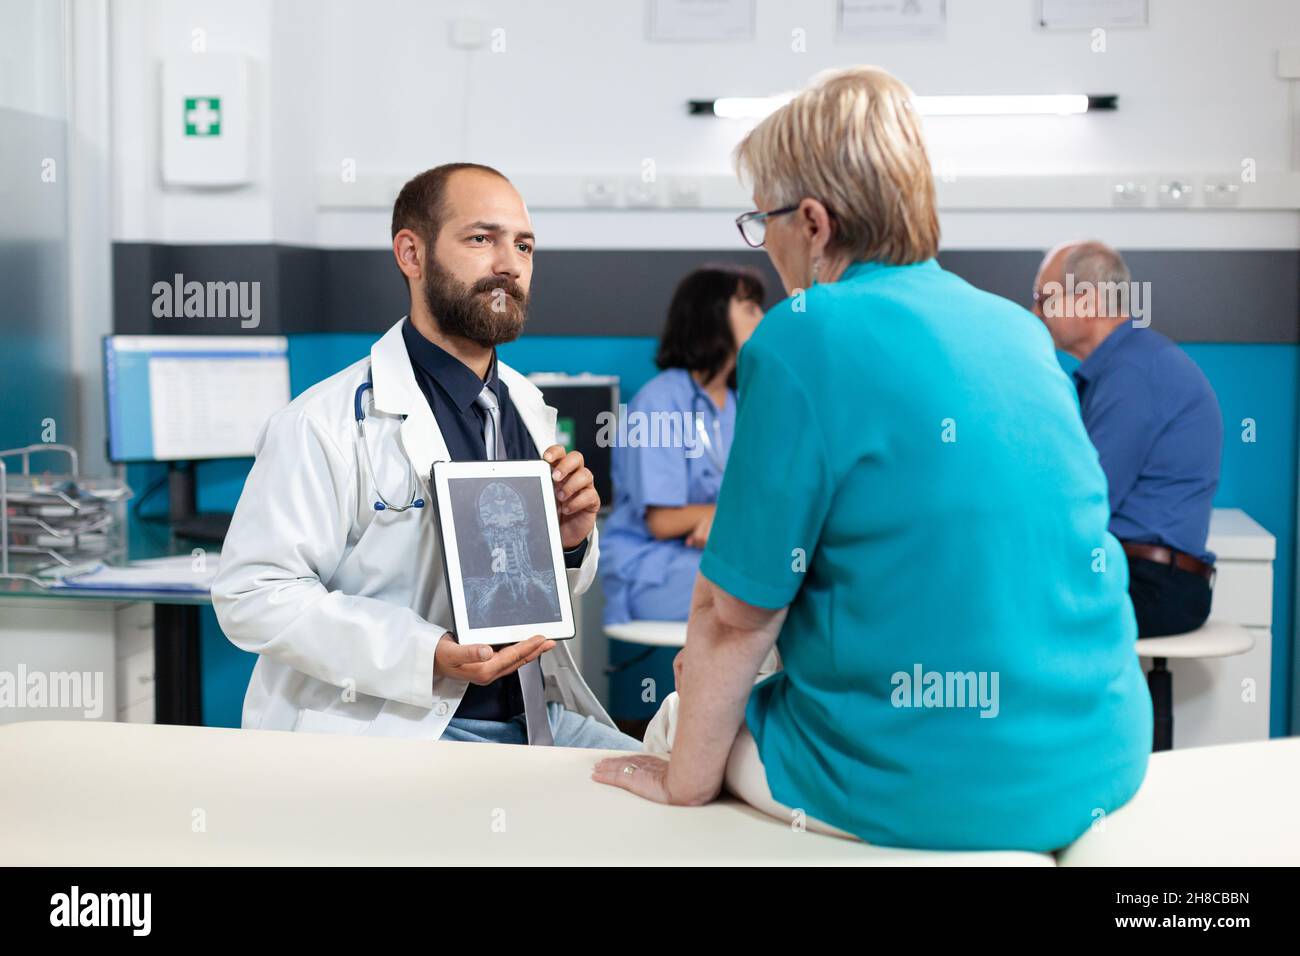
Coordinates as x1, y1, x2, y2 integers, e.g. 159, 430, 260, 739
184, 97, 221, 136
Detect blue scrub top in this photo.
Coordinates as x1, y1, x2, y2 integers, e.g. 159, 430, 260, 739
699, 259, 1152, 853
601, 368, 735, 625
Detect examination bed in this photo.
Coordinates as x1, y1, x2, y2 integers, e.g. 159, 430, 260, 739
0, 721, 1295, 866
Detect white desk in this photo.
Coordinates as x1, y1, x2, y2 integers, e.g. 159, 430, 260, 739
1, 545, 219, 726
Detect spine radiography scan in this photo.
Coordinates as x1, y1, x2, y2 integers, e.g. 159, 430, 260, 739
462, 480, 561, 628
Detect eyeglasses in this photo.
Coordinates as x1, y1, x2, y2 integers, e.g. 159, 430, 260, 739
735, 204, 800, 248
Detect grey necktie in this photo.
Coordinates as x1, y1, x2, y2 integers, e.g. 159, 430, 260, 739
474, 384, 554, 746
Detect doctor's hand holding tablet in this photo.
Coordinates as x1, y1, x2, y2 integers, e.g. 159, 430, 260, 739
432, 442, 599, 687
545, 443, 601, 545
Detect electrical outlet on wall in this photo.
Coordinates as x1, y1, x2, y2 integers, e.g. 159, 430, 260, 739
624, 178, 659, 208
1156, 177, 1196, 208
582, 178, 619, 207
1278, 47, 1300, 79
667, 177, 702, 207
1203, 179, 1242, 207
1111, 180, 1149, 207
449, 19, 487, 49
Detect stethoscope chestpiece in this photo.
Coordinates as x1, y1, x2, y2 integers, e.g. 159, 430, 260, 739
373, 498, 425, 511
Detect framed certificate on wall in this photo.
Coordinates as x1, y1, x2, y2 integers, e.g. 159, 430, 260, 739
1039, 0, 1148, 30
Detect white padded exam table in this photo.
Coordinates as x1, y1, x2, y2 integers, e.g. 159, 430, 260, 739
0, 722, 1295, 866
1059, 735, 1300, 866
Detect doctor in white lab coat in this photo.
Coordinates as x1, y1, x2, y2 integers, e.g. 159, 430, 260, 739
212, 162, 639, 749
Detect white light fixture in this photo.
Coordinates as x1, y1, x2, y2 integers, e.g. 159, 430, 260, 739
709, 94, 795, 119
691, 94, 1116, 119
919, 94, 1090, 116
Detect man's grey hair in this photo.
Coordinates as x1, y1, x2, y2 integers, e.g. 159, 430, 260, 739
1062, 240, 1131, 290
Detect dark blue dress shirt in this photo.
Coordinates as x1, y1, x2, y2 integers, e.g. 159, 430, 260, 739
402, 318, 586, 721
1072, 322, 1222, 563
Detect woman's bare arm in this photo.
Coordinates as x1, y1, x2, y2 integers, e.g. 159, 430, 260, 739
645, 504, 715, 541
665, 574, 787, 804
591, 573, 785, 804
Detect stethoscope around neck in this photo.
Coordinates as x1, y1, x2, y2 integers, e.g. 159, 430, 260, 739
354, 378, 425, 512
689, 377, 729, 472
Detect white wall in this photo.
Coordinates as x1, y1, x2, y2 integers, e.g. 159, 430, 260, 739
0, 0, 66, 116
108, 0, 1300, 249
111, 0, 274, 242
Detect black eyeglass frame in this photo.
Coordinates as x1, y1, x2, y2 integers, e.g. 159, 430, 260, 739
734, 204, 801, 248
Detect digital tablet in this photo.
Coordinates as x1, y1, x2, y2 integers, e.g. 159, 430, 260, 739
430, 459, 575, 646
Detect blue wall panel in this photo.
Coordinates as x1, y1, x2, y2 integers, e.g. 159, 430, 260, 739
133, 333, 1294, 735
1184, 345, 1297, 736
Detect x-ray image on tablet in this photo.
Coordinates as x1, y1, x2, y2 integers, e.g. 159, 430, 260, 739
431, 460, 575, 646
452, 476, 560, 627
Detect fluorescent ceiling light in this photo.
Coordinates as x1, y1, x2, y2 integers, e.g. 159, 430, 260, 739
919, 94, 1091, 115
690, 94, 1116, 119
710, 94, 795, 119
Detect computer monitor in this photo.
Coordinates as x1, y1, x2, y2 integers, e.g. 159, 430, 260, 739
104, 335, 291, 463
527, 373, 619, 512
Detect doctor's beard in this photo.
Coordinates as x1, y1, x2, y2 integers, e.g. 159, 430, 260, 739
423, 259, 529, 348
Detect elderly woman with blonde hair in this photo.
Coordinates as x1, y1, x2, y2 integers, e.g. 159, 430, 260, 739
593, 66, 1151, 853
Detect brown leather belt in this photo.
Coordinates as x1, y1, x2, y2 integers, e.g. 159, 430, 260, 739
1122, 541, 1215, 583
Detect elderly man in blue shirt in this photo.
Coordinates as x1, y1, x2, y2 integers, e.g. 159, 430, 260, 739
1033, 240, 1223, 637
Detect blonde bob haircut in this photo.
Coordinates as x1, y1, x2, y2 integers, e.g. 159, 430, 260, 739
734, 66, 940, 265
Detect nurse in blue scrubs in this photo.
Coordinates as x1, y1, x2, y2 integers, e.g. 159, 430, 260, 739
600, 265, 765, 625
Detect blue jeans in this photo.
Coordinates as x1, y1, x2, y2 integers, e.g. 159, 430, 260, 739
443, 701, 642, 751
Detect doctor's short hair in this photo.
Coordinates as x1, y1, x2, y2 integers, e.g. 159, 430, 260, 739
391, 162, 510, 250
733, 66, 940, 265
655, 264, 766, 384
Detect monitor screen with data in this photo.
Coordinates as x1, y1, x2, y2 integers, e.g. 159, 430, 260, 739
103, 335, 291, 462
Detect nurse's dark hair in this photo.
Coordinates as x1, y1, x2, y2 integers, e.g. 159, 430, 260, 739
391, 163, 511, 269
655, 264, 766, 385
